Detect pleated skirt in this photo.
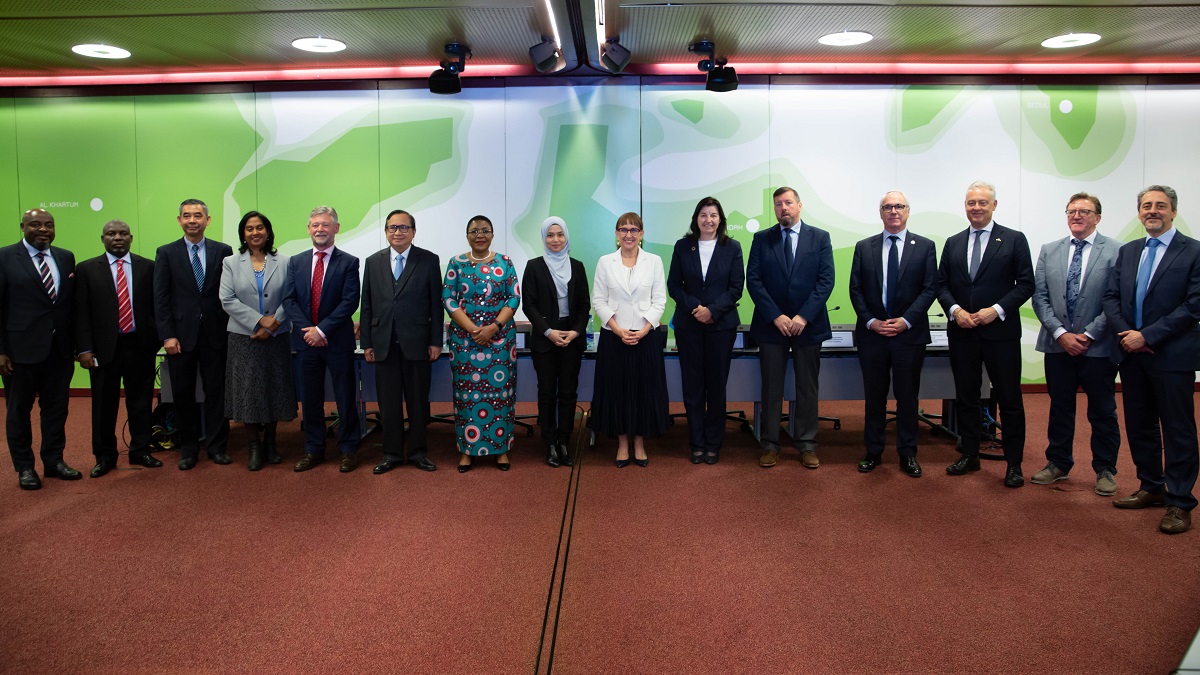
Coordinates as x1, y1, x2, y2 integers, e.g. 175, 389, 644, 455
590, 328, 669, 437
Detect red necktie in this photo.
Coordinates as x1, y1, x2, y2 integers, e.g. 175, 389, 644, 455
116, 259, 134, 333
311, 251, 325, 325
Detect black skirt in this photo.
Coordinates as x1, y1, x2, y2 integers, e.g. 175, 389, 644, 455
590, 328, 669, 437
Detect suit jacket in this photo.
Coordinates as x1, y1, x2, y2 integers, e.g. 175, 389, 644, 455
667, 236, 745, 333
74, 253, 158, 364
591, 249, 666, 331
522, 256, 590, 353
745, 221, 834, 346
936, 222, 1034, 341
848, 231, 938, 346
219, 251, 289, 337
0, 242, 75, 363
1102, 231, 1200, 370
1032, 233, 1119, 358
282, 246, 361, 352
153, 237, 234, 351
360, 245, 442, 361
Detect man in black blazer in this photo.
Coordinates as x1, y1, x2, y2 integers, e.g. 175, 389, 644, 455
746, 186, 835, 469
76, 219, 164, 477
848, 190, 938, 478
1103, 185, 1200, 534
937, 181, 1034, 488
0, 208, 82, 490
154, 199, 234, 470
360, 210, 442, 474
282, 205, 362, 473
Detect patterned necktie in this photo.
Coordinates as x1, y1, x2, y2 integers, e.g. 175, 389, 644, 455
1064, 239, 1086, 324
116, 259, 134, 333
1134, 238, 1162, 329
35, 252, 56, 302
191, 243, 204, 291
783, 227, 794, 272
969, 229, 984, 280
885, 235, 900, 316
394, 253, 405, 281
311, 251, 326, 325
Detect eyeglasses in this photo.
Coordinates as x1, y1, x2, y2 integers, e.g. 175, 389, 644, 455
467, 229, 493, 236
385, 224, 414, 233
616, 227, 642, 235
1065, 209, 1097, 217
880, 204, 909, 212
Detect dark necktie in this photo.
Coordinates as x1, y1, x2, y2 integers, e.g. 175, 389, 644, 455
191, 243, 204, 292
116, 259, 134, 333
783, 227, 794, 272
311, 251, 326, 325
969, 229, 984, 280
885, 234, 900, 316
35, 252, 56, 302
1064, 239, 1085, 324
1134, 238, 1162, 329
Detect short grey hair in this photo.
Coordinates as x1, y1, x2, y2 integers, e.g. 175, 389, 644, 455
179, 198, 208, 216
1137, 185, 1177, 212
309, 205, 338, 223
966, 181, 996, 201
880, 190, 910, 209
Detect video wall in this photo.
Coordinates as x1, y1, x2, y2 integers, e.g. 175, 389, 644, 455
1, 81, 1196, 384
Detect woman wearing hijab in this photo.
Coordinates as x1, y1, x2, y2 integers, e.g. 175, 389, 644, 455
667, 196, 744, 465
521, 217, 590, 468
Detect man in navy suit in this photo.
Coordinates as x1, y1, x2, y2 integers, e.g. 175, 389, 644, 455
1103, 185, 1200, 534
283, 206, 362, 473
0, 208, 82, 490
937, 181, 1034, 488
746, 186, 834, 469
848, 190, 938, 478
154, 198, 234, 470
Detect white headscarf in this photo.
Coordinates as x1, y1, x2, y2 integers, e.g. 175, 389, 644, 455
541, 216, 572, 301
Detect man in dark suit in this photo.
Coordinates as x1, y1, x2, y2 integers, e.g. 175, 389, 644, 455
76, 219, 164, 477
848, 190, 938, 478
1030, 192, 1121, 496
282, 205, 362, 473
937, 180, 1034, 488
154, 198, 233, 470
746, 186, 834, 469
1102, 185, 1200, 534
360, 209, 442, 474
0, 208, 82, 490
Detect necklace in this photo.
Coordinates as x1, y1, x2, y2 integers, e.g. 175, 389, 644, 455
469, 250, 491, 262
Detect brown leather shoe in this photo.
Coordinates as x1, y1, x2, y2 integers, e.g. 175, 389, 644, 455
293, 454, 324, 472
1112, 489, 1166, 509
339, 453, 359, 473
799, 451, 820, 469
758, 451, 778, 468
1160, 507, 1191, 534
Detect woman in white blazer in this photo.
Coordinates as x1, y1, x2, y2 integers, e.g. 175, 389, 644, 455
219, 211, 297, 471
590, 212, 670, 467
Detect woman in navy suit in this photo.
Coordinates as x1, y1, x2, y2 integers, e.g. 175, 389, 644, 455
667, 197, 745, 464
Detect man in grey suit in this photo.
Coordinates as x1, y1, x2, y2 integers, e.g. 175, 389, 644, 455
1030, 192, 1121, 496
360, 210, 443, 474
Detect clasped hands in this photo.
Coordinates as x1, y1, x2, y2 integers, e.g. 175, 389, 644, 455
1116, 329, 1154, 354
871, 318, 909, 337
548, 329, 579, 348
773, 314, 808, 336
615, 324, 651, 345
952, 307, 999, 329
470, 322, 500, 346
250, 316, 282, 341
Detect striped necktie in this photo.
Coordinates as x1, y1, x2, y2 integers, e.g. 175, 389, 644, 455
35, 252, 56, 302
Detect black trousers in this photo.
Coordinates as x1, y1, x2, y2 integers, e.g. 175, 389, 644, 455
531, 321, 583, 447
89, 333, 156, 462
948, 333, 1025, 465
3, 351, 72, 473
298, 345, 359, 456
857, 338, 926, 458
758, 340, 821, 454
1119, 353, 1198, 511
374, 336, 433, 462
1043, 352, 1119, 475
166, 336, 229, 460
676, 325, 736, 454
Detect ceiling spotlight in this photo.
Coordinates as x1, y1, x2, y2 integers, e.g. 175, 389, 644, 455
1041, 33, 1101, 49
601, 37, 631, 74
688, 39, 738, 92
429, 42, 471, 95
529, 37, 561, 73
71, 44, 131, 59
291, 37, 346, 53
818, 31, 874, 47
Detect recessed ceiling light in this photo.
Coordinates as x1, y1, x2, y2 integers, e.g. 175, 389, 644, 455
292, 37, 346, 53
1041, 33, 1101, 49
818, 31, 874, 47
71, 44, 131, 59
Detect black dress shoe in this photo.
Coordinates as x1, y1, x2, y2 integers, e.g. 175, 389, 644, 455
900, 456, 923, 478
946, 455, 981, 475
497, 455, 511, 471
691, 453, 704, 465
210, 452, 232, 466
546, 445, 562, 468
374, 458, 404, 474
634, 458, 648, 468
294, 454, 324, 472
1004, 465, 1025, 488
615, 459, 630, 468
178, 456, 198, 471
409, 457, 437, 472
559, 444, 574, 467
857, 454, 882, 473
458, 457, 472, 473
44, 461, 82, 480
90, 459, 117, 478
18, 469, 41, 490
339, 453, 359, 473
128, 453, 162, 468
247, 442, 265, 472
704, 453, 719, 465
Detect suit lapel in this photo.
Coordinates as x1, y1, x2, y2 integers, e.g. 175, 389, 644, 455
974, 225, 1002, 279
394, 248, 416, 296
1148, 235, 1186, 294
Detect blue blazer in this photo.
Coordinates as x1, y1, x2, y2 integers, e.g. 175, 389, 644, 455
936, 222, 1034, 342
282, 247, 361, 352
745, 221, 834, 346
667, 236, 744, 333
848, 231, 938, 346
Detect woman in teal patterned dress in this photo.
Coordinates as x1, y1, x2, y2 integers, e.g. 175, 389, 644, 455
443, 215, 522, 472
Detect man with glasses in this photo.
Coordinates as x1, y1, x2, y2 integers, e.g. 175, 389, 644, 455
848, 191, 938, 477
1030, 193, 1121, 496
937, 181, 1034, 488
746, 186, 835, 469
360, 209, 443, 474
